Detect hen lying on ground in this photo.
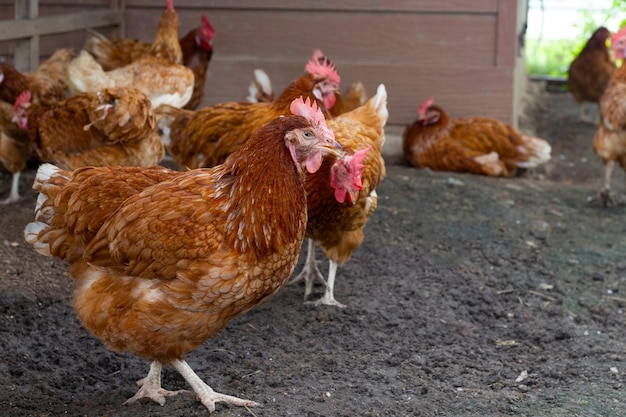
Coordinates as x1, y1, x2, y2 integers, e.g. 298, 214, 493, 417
23, 97, 342, 413
291, 84, 387, 307
402, 98, 551, 177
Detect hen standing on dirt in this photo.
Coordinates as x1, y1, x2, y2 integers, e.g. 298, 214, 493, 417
292, 85, 388, 307
567, 27, 616, 124
592, 27, 626, 206
23, 97, 342, 413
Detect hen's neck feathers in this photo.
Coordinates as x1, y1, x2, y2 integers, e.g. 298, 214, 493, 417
149, 9, 182, 64
208, 116, 310, 256
273, 74, 323, 111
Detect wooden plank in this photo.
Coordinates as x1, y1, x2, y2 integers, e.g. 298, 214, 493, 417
200, 62, 515, 125
127, 0, 498, 13
126, 9, 499, 68
0, 9, 123, 41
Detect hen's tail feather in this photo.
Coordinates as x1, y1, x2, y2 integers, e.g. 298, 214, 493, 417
25, 163, 72, 257
246, 69, 273, 103
23, 222, 50, 256
517, 136, 552, 168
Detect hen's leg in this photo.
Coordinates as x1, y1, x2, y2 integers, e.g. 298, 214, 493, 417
599, 160, 615, 207
124, 361, 187, 406
171, 358, 258, 413
1, 172, 21, 204
307, 260, 346, 308
578, 103, 597, 124
289, 239, 325, 299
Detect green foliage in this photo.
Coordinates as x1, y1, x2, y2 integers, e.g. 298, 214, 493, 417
526, 2, 623, 77
526, 38, 579, 76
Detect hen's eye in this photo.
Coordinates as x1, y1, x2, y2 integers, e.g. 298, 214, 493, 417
303, 131, 313, 138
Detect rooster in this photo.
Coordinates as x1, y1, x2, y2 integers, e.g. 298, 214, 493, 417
592, 26, 626, 206
23, 97, 342, 413
402, 98, 552, 177
83, 15, 215, 109
158, 53, 341, 169
13, 88, 164, 170
68, 0, 194, 109
291, 84, 387, 307
567, 27, 616, 124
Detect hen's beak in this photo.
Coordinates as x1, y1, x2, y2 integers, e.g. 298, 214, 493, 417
323, 139, 344, 158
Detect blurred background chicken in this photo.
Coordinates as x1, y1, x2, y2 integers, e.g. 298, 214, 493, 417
567, 26, 616, 124
402, 97, 552, 177
0, 49, 73, 203
23, 98, 342, 413
68, 0, 194, 109
158, 52, 341, 169
291, 84, 387, 307
83, 14, 215, 110
13, 88, 163, 170
591, 26, 626, 206
245, 49, 368, 118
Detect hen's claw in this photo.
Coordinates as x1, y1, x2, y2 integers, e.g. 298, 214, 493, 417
124, 361, 188, 406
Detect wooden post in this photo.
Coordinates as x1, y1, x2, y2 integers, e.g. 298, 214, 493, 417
14, 0, 39, 72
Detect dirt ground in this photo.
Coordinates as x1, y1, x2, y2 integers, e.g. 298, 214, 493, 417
1, 81, 625, 417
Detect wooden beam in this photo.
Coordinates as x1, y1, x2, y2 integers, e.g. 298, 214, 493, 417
0, 9, 124, 41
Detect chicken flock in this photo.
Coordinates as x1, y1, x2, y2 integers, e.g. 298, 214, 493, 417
3, 0, 615, 414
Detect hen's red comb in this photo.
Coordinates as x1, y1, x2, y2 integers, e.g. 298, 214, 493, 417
290, 96, 335, 141
200, 15, 215, 38
305, 52, 341, 85
350, 146, 370, 170
167, 0, 174, 11
14, 90, 31, 110
611, 26, 626, 46
418, 97, 434, 117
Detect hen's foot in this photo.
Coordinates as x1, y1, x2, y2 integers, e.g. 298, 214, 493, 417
305, 293, 347, 309
124, 361, 188, 406
587, 189, 614, 207
172, 359, 259, 413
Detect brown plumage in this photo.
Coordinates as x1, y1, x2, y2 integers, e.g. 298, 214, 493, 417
23, 99, 342, 412
0, 49, 73, 203
158, 63, 340, 169
567, 27, 616, 123
402, 98, 551, 177
13, 87, 164, 170
292, 84, 387, 307
591, 27, 626, 205
328, 81, 368, 118
68, 0, 194, 109
84, 15, 215, 109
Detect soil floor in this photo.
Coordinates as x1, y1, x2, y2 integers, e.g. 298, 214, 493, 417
1, 82, 625, 417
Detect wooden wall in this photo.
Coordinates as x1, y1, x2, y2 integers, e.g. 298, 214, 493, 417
0, 0, 527, 126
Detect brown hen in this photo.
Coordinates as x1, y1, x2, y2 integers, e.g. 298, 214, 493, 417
13, 88, 163, 170
567, 27, 616, 123
68, 0, 194, 109
84, 15, 215, 109
292, 84, 387, 307
158, 54, 341, 169
592, 26, 626, 205
403, 98, 551, 177
23, 97, 342, 413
